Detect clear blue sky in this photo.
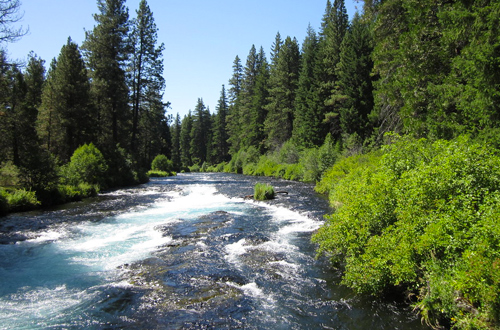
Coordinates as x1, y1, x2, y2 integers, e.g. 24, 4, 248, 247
6, 0, 359, 119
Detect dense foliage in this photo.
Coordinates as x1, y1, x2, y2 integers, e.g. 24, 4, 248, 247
313, 136, 500, 329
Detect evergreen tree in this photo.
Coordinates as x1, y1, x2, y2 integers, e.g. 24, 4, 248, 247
318, 0, 349, 139
226, 55, 243, 154
270, 32, 282, 67
83, 0, 131, 149
179, 111, 192, 168
264, 36, 300, 148
235, 45, 258, 150
36, 58, 59, 155
129, 0, 166, 163
212, 85, 230, 163
38, 38, 94, 162
189, 98, 211, 165
138, 99, 170, 168
293, 25, 324, 148
0, 51, 11, 161
249, 47, 270, 152
24, 52, 45, 117
4, 64, 27, 167
236, 45, 269, 150
228, 55, 242, 105
335, 12, 374, 141
170, 113, 181, 171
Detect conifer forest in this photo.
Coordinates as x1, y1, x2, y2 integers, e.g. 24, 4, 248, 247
2, 0, 500, 328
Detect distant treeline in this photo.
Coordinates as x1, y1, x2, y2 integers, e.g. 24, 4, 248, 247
171, 0, 500, 173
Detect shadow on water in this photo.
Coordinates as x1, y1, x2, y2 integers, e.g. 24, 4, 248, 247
0, 173, 429, 329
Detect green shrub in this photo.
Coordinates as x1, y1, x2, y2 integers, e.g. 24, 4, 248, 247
313, 135, 500, 329
315, 151, 380, 195
5, 189, 40, 212
252, 156, 280, 177
152, 154, 173, 172
254, 183, 275, 200
147, 170, 175, 177
189, 163, 201, 172
277, 140, 301, 164
317, 133, 341, 175
62, 143, 108, 188
56, 183, 99, 202
299, 148, 321, 183
283, 163, 304, 181
215, 162, 226, 172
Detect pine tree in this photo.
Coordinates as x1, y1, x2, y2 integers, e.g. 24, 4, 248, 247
226, 55, 243, 154
129, 0, 166, 162
38, 38, 94, 162
293, 25, 324, 148
212, 85, 230, 163
180, 111, 192, 168
190, 98, 211, 165
83, 0, 131, 149
18, 53, 60, 192
0, 51, 11, 161
236, 45, 269, 150
36, 58, 59, 155
228, 55, 242, 105
335, 12, 374, 141
270, 32, 282, 67
24, 52, 45, 117
319, 0, 349, 139
5, 64, 27, 167
249, 47, 270, 152
170, 113, 181, 171
264, 36, 300, 149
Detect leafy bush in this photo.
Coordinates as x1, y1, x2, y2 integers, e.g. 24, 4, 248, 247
283, 163, 304, 181
189, 163, 201, 172
226, 147, 261, 174
151, 154, 173, 172
315, 151, 381, 195
61, 143, 108, 188
299, 148, 321, 183
277, 140, 301, 164
317, 133, 341, 175
215, 162, 226, 172
5, 189, 40, 212
56, 183, 99, 202
147, 170, 175, 177
313, 135, 500, 329
254, 183, 275, 200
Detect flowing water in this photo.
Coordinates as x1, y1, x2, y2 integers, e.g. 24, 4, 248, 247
0, 173, 429, 329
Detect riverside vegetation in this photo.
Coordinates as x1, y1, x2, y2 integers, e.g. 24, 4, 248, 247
1, 0, 500, 329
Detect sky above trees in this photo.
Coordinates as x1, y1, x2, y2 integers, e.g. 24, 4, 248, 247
6, 0, 358, 118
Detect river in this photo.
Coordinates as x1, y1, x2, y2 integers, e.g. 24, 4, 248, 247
0, 173, 429, 329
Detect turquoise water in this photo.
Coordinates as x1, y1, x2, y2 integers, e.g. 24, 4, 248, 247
0, 173, 429, 329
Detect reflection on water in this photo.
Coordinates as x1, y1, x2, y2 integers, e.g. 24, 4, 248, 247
0, 173, 428, 329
